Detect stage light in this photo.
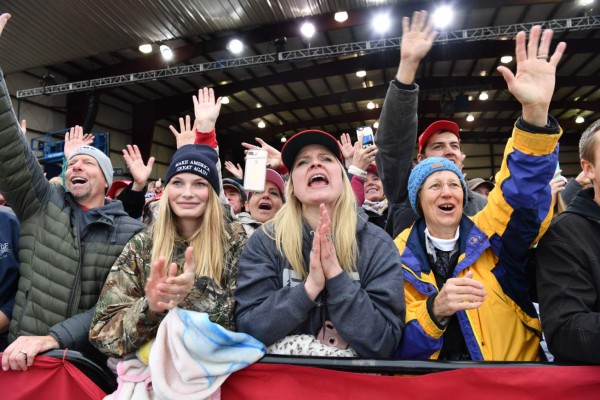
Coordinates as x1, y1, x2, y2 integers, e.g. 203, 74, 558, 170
227, 39, 244, 54
160, 45, 173, 61
335, 11, 348, 22
138, 44, 152, 54
300, 22, 316, 38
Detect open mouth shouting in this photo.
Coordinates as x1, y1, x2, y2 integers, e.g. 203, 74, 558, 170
438, 203, 456, 213
308, 173, 329, 187
258, 201, 272, 211
70, 176, 88, 186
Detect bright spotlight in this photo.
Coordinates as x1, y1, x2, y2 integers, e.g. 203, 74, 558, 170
160, 45, 173, 61
220, 96, 230, 105
356, 70, 367, 78
432, 6, 454, 29
479, 92, 489, 101
372, 14, 391, 34
280, 136, 287, 143
138, 44, 152, 54
578, 0, 594, 6
258, 120, 266, 129
227, 39, 244, 54
334, 11, 348, 23
367, 101, 376, 110
466, 114, 475, 122
500, 56, 513, 64
300, 22, 316, 38
373, 121, 379, 129
576, 116, 585, 124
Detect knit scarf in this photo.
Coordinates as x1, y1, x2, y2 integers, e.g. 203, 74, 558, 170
362, 198, 388, 216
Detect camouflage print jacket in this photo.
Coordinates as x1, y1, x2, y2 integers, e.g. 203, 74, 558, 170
89, 217, 247, 357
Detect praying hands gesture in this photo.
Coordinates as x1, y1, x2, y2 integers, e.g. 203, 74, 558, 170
497, 26, 566, 127
304, 204, 343, 301
145, 247, 196, 313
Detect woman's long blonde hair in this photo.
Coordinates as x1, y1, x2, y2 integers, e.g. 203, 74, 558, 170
267, 158, 358, 279
150, 184, 227, 283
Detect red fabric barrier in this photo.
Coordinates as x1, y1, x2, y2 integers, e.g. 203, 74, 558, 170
222, 363, 600, 400
0, 354, 106, 400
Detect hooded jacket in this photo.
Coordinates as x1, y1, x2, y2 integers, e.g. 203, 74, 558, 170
536, 188, 600, 363
235, 208, 405, 358
0, 71, 144, 349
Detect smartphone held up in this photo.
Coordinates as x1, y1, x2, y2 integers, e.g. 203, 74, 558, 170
243, 149, 268, 192
357, 126, 374, 149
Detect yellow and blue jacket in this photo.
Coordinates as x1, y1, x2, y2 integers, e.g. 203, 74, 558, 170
394, 120, 561, 361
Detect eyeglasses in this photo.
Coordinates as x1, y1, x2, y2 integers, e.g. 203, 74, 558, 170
421, 180, 463, 192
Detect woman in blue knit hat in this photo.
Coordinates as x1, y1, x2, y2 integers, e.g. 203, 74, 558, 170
90, 144, 247, 357
394, 24, 565, 362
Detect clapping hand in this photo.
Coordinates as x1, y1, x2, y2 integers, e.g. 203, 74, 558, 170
145, 247, 196, 313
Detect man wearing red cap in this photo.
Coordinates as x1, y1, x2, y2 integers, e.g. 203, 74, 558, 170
375, 11, 487, 238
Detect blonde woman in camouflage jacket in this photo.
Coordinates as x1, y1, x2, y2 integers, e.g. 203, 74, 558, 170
90, 144, 246, 357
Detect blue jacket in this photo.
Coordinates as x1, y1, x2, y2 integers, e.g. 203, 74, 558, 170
395, 119, 561, 361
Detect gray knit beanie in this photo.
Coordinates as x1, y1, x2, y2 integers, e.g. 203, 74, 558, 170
68, 146, 113, 188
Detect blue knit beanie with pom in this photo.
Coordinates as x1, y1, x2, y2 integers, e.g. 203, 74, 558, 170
408, 157, 468, 214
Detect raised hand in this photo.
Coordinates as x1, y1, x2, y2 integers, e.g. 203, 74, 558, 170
224, 161, 244, 180
549, 173, 567, 195
193, 87, 222, 133
338, 133, 355, 168
122, 144, 155, 191
318, 204, 343, 280
397, 10, 437, 84
432, 271, 486, 322
497, 26, 566, 127
352, 141, 378, 171
169, 115, 197, 149
241, 137, 282, 170
0, 13, 10, 37
64, 125, 95, 159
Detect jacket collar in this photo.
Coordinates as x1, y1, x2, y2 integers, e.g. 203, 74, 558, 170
565, 187, 600, 222
403, 214, 489, 277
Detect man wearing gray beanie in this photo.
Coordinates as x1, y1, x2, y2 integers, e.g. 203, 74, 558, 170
0, 19, 145, 372
68, 145, 114, 188
0, 119, 145, 371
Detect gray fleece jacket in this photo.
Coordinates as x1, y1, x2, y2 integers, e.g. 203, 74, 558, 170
235, 208, 405, 358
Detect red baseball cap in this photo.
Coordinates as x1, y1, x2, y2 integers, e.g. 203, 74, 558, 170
107, 180, 132, 200
418, 120, 460, 154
